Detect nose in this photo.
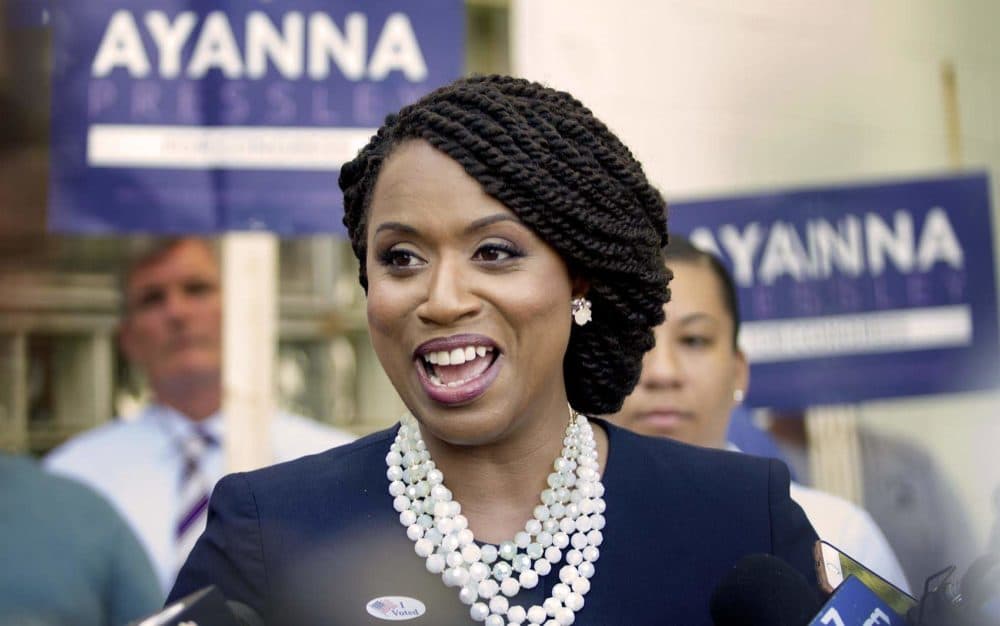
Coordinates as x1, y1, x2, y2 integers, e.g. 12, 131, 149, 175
162, 287, 194, 322
640, 326, 682, 389
416, 255, 481, 326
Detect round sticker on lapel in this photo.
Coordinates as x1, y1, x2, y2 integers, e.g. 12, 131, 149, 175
366, 596, 427, 621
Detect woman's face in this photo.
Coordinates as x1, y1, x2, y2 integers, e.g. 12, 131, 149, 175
610, 259, 748, 448
365, 140, 578, 446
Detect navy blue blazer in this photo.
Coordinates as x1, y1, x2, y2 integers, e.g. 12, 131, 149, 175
169, 419, 818, 625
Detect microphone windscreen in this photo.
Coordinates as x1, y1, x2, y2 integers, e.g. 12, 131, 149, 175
710, 553, 823, 626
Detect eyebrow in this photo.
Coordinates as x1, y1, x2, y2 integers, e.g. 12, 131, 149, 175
677, 312, 719, 326
372, 213, 522, 237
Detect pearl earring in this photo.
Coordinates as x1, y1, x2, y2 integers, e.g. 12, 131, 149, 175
571, 297, 593, 326
733, 389, 745, 403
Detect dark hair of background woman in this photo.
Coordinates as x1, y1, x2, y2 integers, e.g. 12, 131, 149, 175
339, 75, 669, 414
662, 234, 741, 349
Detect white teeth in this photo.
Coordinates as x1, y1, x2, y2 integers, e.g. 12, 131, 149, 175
422, 345, 495, 366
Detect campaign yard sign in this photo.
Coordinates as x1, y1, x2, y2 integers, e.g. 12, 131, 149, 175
669, 172, 999, 407
47, 0, 464, 234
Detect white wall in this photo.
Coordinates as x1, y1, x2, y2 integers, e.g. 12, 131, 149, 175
512, 0, 1000, 548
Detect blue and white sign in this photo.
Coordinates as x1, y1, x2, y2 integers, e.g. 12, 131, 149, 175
670, 172, 999, 407
47, 0, 464, 234
808, 576, 907, 626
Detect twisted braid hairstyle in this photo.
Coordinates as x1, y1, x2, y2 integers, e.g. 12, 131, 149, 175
339, 75, 670, 414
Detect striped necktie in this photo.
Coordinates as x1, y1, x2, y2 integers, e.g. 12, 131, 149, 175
175, 425, 218, 571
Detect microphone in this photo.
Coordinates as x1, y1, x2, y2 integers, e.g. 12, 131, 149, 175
710, 553, 824, 625
129, 586, 264, 626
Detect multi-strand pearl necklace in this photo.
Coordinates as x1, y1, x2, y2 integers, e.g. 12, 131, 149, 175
386, 410, 606, 625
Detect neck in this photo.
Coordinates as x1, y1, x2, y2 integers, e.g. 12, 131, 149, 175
154, 376, 221, 422
421, 400, 608, 544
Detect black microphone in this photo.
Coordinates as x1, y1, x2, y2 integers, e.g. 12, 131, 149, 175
710, 553, 824, 625
129, 586, 264, 626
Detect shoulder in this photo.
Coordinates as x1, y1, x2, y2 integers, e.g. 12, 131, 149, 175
4, 453, 128, 526
270, 411, 357, 460
44, 416, 155, 471
602, 418, 776, 489
237, 425, 396, 495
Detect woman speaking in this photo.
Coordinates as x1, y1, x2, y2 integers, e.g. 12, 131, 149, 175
169, 75, 818, 625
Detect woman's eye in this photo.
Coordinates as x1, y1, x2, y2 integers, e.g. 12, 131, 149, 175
681, 335, 712, 348
379, 249, 422, 268
473, 243, 521, 263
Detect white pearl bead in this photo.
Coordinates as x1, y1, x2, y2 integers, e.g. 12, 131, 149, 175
434, 501, 451, 518
527, 605, 547, 624
544, 546, 561, 563
533, 505, 550, 521
554, 607, 575, 625
414, 538, 434, 558
499, 541, 517, 561
571, 576, 590, 595
575, 516, 592, 532
447, 551, 465, 568
526, 518, 543, 534
592, 514, 606, 530
493, 561, 513, 581
553, 532, 569, 549
399, 510, 417, 526
543, 597, 561, 616
407, 524, 424, 541
389, 480, 405, 496
441, 534, 460, 553
570, 533, 588, 550
578, 561, 595, 579
489, 595, 509, 614
587, 530, 603, 547
566, 549, 582, 566
558, 565, 579, 584
469, 561, 490, 582
393, 495, 410, 512
470, 601, 490, 621
426, 553, 445, 574
387, 466, 403, 481
459, 585, 479, 605
507, 605, 527, 624
558, 518, 576, 534
462, 543, 482, 563
519, 569, 539, 589
500, 576, 521, 597
538, 531, 553, 547
534, 559, 552, 576
431, 484, 450, 500
485, 615, 505, 626
552, 583, 570, 601
514, 531, 531, 548
477, 579, 499, 599
454, 514, 469, 531
480, 544, 498, 563
427, 468, 443, 485
564, 592, 584, 612
458, 528, 475, 547
582, 546, 599, 562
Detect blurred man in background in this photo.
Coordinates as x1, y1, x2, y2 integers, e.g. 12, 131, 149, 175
45, 238, 355, 594
608, 235, 911, 592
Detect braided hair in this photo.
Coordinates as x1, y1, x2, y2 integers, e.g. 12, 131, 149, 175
339, 75, 669, 414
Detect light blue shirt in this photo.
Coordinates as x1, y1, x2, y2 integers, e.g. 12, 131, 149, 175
45, 404, 355, 594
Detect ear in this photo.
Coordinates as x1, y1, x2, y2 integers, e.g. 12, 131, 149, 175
734, 348, 750, 403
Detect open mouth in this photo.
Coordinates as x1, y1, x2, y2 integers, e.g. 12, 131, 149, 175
419, 345, 498, 387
